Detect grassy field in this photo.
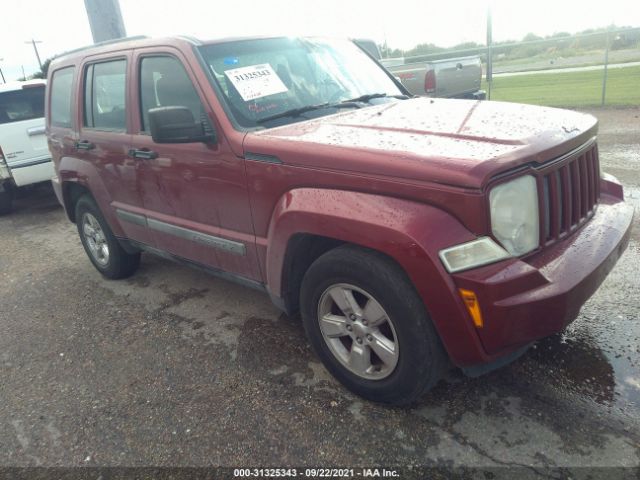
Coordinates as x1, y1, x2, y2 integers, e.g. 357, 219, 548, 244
483, 65, 640, 107
491, 47, 640, 73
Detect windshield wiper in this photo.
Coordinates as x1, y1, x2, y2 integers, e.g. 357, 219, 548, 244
257, 102, 361, 124
341, 93, 409, 104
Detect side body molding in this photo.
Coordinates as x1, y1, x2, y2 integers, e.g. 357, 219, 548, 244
115, 209, 246, 256
263, 188, 488, 367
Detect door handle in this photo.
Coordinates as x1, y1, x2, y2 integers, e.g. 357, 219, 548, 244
75, 140, 95, 150
27, 126, 46, 136
128, 148, 158, 160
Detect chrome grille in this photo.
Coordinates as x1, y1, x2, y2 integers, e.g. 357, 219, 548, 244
540, 142, 600, 243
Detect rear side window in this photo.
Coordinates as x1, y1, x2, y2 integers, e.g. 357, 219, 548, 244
50, 67, 75, 128
84, 59, 127, 131
139, 56, 203, 132
0, 85, 45, 125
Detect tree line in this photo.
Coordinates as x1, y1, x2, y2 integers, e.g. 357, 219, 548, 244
379, 24, 640, 61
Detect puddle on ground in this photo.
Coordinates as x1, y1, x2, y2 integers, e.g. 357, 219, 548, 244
518, 241, 640, 413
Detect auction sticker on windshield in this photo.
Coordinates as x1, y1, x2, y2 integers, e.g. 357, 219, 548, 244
224, 64, 288, 101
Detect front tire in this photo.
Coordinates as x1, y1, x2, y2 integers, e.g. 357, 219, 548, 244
75, 195, 140, 279
300, 245, 448, 405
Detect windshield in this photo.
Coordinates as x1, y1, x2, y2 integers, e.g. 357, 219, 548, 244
198, 37, 403, 128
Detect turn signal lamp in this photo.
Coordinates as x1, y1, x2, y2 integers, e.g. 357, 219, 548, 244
459, 288, 483, 328
439, 237, 510, 273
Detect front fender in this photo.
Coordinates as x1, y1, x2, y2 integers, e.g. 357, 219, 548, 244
265, 188, 488, 366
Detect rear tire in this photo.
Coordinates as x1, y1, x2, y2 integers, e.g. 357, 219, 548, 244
0, 188, 13, 215
300, 245, 448, 405
75, 195, 140, 279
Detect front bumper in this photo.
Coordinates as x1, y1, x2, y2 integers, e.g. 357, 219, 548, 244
453, 189, 634, 358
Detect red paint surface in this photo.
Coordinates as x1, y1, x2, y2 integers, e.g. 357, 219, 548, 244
46, 37, 634, 368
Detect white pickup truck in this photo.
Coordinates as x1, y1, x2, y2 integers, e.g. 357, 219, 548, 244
354, 39, 486, 100
0, 80, 53, 214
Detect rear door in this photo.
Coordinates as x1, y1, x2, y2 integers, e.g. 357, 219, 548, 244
129, 47, 261, 282
0, 83, 52, 186
75, 52, 155, 245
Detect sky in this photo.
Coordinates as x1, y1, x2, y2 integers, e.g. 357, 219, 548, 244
1, 0, 639, 81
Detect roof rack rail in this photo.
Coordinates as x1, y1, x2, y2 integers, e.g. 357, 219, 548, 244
176, 35, 202, 46
58, 35, 150, 57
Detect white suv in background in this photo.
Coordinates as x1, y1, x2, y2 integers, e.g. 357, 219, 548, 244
0, 80, 53, 214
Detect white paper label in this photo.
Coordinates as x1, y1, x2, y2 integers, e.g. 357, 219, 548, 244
224, 64, 288, 101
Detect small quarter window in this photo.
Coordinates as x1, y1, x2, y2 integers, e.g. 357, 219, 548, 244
84, 59, 127, 131
50, 67, 75, 128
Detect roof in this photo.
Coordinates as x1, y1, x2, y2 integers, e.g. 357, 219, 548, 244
0, 79, 46, 94
50, 34, 292, 64
51, 35, 198, 64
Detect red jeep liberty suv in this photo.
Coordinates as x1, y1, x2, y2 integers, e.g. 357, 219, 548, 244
46, 36, 634, 404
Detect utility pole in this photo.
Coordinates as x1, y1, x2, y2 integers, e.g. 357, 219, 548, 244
601, 27, 611, 106
486, 7, 493, 100
25, 39, 43, 70
84, 0, 126, 43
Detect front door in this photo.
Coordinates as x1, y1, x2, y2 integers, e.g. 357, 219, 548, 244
129, 48, 261, 282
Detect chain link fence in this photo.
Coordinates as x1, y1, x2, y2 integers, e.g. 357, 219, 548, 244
381, 26, 640, 108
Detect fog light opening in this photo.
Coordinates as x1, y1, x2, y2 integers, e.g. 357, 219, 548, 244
459, 288, 483, 328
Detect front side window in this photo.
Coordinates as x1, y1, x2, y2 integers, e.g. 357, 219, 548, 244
84, 59, 126, 131
139, 55, 204, 132
50, 67, 75, 128
198, 37, 403, 129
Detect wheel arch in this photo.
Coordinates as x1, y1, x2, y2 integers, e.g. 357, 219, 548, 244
62, 181, 92, 223
279, 233, 344, 315
265, 187, 489, 367
57, 155, 121, 235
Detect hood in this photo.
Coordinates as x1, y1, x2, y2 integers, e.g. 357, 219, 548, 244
243, 97, 598, 189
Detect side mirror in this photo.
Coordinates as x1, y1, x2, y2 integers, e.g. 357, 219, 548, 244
148, 106, 216, 144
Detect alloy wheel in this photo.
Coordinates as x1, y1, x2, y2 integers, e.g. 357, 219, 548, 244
82, 212, 110, 267
317, 283, 400, 380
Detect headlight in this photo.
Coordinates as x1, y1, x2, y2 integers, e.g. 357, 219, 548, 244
490, 175, 539, 256
439, 237, 511, 273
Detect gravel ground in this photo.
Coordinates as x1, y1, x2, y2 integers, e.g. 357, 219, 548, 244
0, 107, 638, 477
